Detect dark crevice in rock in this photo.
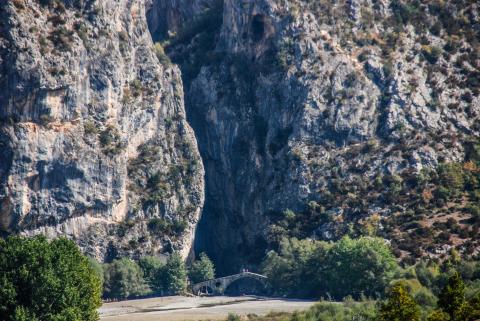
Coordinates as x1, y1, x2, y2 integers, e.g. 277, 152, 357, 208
146, 0, 228, 271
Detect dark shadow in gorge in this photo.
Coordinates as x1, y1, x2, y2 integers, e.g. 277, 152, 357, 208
146, 0, 239, 275
146, 0, 280, 276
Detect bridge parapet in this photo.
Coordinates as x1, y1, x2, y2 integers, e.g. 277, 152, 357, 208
192, 272, 268, 295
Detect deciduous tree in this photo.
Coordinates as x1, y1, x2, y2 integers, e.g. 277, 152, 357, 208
0, 236, 102, 321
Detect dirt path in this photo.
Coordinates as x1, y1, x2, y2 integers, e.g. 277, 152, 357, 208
99, 296, 316, 321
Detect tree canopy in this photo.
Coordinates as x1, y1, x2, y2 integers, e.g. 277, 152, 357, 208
378, 284, 420, 321
188, 253, 215, 284
261, 236, 398, 299
0, 236, 102, 321
161, 252, 187, 294
103, 258, 150, 300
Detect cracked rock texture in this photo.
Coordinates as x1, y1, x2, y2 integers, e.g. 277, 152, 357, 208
0, 0, 204, 261
1, 0, 479, 272
161, 0, 480, 272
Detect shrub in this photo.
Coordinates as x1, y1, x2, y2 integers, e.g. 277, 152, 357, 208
226, 314, 242, 321
138, 256, 164, 287
300, 300, 377, 321
153, 43, 171, 66
422, 45, 442, 64
148, 218, 170, 234
84, 121, 98, 135
48, 26, 74, 51
437, 163, 465, 196
99, 125, 123, 155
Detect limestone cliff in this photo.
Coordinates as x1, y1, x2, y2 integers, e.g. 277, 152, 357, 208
1, 0, 479, 272
0, 0, 204, 261
161, 0, 480, 272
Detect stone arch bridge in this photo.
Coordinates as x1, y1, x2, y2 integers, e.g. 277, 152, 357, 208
191, 272, 268, 296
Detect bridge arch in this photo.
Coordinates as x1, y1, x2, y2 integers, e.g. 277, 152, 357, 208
192, 272, 268, 296
224, 276, 267, 296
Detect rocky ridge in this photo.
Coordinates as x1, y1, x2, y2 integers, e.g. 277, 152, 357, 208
0, 0, 204, 261
161, 0, 480, 272
0, 0, 479, 272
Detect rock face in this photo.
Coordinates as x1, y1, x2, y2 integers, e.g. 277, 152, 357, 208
0, 0, 204, 261
1, 0, 479, 272
161, 0, 480, 272
146, 0, 215, 41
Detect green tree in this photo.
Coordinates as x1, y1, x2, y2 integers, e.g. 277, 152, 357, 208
0, 236, 102, 321
378, 284, 420, 321
88, 256, 104, 286
160, 252, 187, 294
188, 253, 215, 284
323, 236, 398, 299
261, 236, 397, 299
139, 256, 164, 288
437, 163, 465, 197
103, 258, 150, 299
427, 310, 449, 321
261, 250, 295, 295
469, 295, 480, 320
261, 238, 320, 297
438, 272, 469, 321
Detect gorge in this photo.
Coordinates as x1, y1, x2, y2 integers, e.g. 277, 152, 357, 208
1, 0, 479, 276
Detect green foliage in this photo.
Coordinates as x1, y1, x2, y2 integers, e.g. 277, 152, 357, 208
158, 252, 187, 295
378, 284, 420, 321
277, 37, 295, 70
262, 238, 320, 296
99, 125, 123, 155
415, 260, 440, 289
189, 253, 215, 284
437, 163, 465, 197
438, 272, 469, 321
153, 43, 171, 66
261, 236, 397, 299
100, 253, 191, 297
232, 299, 377, 321
88, 256, 105, 286
302, 300, 377, 321
148, 217, 188, 236
323, 236, 398, 299
84, 121, 98, 135
0, 236, 102, 321
422, 45, 442, 64
427, 310, 449, 321
227, 313, 242, 321
103, 258, 150, 300
391, 278, 436, 307
138, 256, 164, 286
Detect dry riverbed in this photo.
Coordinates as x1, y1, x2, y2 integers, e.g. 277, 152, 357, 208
99, 296, 316, 321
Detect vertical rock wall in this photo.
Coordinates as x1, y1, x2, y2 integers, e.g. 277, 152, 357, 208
162, 0, 479, 273
0, 0, 204, 261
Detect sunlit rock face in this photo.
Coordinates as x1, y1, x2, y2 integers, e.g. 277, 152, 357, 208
2, 0, 479, 271
159, 0, 479, 273
0, 0, 204, 261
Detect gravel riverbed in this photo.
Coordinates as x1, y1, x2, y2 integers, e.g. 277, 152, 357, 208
100, 296, 316, 321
